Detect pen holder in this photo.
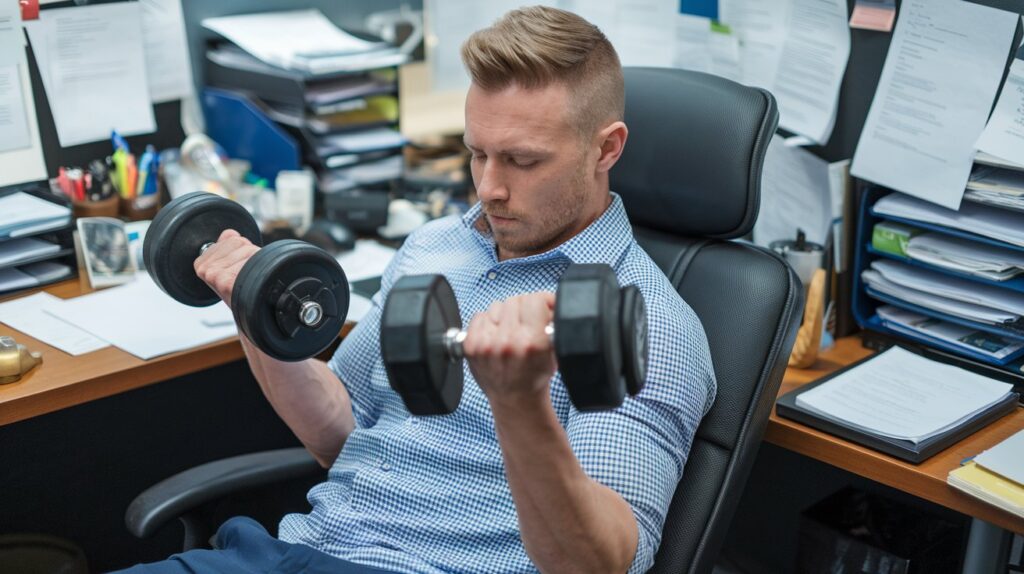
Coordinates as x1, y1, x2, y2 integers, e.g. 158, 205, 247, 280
71, 194, 119, 218
120, 194, 160, 221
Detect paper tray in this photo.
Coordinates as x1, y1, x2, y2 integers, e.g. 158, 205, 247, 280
776, 349, 1020, 464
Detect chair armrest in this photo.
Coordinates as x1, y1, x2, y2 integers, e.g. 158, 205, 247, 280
125, 447, 322, 539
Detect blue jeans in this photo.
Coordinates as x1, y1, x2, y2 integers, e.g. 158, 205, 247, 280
114, 516, 395, 574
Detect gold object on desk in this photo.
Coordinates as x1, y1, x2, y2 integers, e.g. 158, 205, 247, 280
0, 335, 43, 385
788, 268, 826, 369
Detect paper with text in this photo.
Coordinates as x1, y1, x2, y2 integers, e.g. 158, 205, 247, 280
797, 347, 1013, 443
975, 20, 1024, 168
851, 0, 1018, 210
24, 3, 155, 147
753, 135, 833, 248
139, 0, 194, 103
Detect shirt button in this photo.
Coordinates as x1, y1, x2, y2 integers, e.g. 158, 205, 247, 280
381, 461, 392, 472
486, 271, 498, 280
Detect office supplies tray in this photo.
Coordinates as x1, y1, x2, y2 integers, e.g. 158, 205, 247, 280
0, 183, 78, 297
853, 185, 1024, 378
776, 349, 1020, 463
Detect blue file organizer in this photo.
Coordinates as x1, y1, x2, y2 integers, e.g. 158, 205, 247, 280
201, 88, 301, 183
853, 185, 1024, 372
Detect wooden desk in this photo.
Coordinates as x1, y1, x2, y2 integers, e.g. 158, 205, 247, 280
0, 277, 350, 427
2, 282, 1021, 535
767, 336, 1024, 535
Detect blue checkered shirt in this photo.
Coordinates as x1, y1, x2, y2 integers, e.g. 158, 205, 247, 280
278, 193, 716, 573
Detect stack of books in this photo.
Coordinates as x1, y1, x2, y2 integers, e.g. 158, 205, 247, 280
948, 429, 1024, 519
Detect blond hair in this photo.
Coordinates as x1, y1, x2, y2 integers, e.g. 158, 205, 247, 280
460, 6, 624, 138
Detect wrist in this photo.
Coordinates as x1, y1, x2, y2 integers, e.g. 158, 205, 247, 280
487, 387, 553, 419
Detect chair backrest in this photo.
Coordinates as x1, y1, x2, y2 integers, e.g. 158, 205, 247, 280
610, 68, 803, 574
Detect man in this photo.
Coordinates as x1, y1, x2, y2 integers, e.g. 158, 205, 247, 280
122, 6, 715, 573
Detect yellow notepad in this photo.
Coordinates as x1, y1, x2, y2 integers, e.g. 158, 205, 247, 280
947, 461, 1024, 519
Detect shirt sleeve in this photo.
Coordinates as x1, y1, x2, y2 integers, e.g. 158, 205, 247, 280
326, 240, 417, 429
564, 298, 715, 573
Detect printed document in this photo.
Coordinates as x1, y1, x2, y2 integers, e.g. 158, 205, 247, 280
753, 135, 833, 248
0, 23, 46, 186
0, 292, 108, 355
0, 2, 21, 67
139, 0, 194, 103
24, 3, 156, 147
796, 346, 1014, 443
720, 0, 849, 144
851, 0, 1018, 210
976, 22, 1024, 168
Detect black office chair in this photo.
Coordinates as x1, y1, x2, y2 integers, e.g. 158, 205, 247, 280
126, 67, 803, 573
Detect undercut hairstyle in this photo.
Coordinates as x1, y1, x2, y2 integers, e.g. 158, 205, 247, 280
460, 5, 624, 139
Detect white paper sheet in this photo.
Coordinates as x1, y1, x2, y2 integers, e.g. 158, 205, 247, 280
976, 22, 1024, 168
872, 259, 1024, 316
0, 292, 108, 355
771, 0, 849, 143
0, 29, 46, 187
0, 3, 21, 67
753, 135, 833, 248
139, 0, 194, 103
796, 346, 1013, 443
719, 0, 849, 143
862, 268, 1019, 325
24, 3, 156, 147
673, 14, 741, 82
0, 64, 31, 154
336, 240, 397, 282
43, 274, 236, 360
0, 237, 60, 267
975, 429, 1024, 486
850, 0, 1018, 210
609, 0, 677, 68
0, 191, 71, 237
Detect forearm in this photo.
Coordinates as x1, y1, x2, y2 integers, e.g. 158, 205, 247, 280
240, 336, 355, 467
491, 394, 638, 574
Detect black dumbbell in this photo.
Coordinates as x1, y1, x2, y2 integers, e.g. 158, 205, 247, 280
379, 264, 648, 415
143, 192, 350, 361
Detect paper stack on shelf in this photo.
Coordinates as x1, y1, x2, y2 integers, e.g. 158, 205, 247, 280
874, 193, 1024, 248
905, 233, 1024, 281
964, 165, 1024, 212
877, 305, 1024, 362
202, 9, 406, 75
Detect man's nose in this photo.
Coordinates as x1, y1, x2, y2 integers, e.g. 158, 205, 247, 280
475, 160, 509, 203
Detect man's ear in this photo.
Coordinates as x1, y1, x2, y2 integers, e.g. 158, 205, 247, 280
594, 121, 628, 174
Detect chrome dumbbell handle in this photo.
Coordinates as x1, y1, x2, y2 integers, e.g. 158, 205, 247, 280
443, 323, 556, 362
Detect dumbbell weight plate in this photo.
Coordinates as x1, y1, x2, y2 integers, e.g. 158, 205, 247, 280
380, 275, 464, 415
554, 264, 626, 411
232, 240, 349, 361
620, 285, 648, 397
143, 192, 262, 307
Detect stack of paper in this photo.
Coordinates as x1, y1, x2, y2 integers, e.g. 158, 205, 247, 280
796, 347, 1014, 444
906, 233, 1024, 281
202, 10, 407, 75
874, 193, 1024, 248
964, 165, 1024, 213
0, 192, 72, 239
877, 305, 1024, 362
948, 430, 1024, 519
863, 260, 1024, 326
41, 274, 236, 360
0, 292, 108, 355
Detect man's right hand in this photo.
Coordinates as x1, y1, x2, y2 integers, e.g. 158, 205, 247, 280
193, 229, 260, 306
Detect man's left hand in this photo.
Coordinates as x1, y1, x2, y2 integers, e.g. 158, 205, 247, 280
462, 292, 557, 409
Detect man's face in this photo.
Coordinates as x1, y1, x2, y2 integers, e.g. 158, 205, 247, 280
464, 82, 606, 260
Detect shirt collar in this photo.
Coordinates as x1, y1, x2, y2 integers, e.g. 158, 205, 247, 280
462, 192, 634, 267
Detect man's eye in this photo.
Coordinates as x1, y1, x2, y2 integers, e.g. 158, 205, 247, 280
471, 154, 487, 162
509, 157, 537, 168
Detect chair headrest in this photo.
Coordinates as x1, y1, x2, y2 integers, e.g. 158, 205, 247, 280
610, 67, 778, 239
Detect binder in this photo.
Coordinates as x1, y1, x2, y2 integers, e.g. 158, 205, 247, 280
776, 350, 1020, 463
